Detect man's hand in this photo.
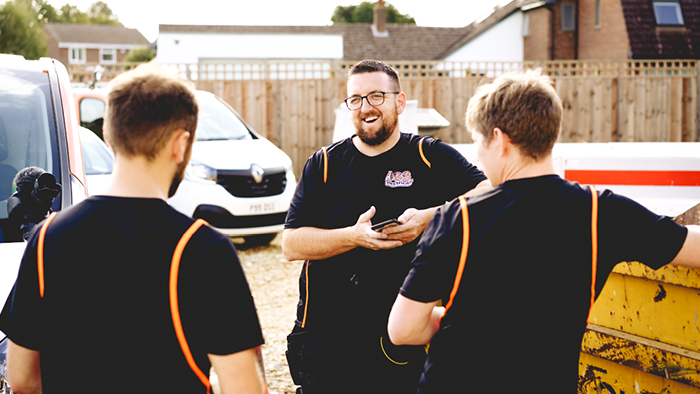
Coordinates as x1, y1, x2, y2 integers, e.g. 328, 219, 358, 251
354, 206, 403, 250
379, 207, 439, 245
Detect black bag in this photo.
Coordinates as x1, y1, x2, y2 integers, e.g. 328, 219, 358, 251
286, 325, 324, 387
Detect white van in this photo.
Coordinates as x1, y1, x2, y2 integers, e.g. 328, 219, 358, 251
0, 55, 87, 392
75, 88, 296, 246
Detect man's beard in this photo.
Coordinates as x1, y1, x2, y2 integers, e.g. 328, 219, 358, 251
168, 143, 193, 198
355, 110, 398, 146
168, 160, 188, 198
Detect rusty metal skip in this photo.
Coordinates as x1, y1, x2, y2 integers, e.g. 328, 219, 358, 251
578, 203, 700, 393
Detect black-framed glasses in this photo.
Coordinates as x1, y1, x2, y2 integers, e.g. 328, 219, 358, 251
344, 91, 399, 110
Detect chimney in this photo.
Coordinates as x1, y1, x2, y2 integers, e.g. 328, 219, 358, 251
372, 0, 389, 37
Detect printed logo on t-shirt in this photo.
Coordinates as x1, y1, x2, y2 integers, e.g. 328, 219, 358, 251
385, 170, 414, 188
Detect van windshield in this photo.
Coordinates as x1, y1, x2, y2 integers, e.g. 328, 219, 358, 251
0, 70, 59, 220
195, 92, 253, 141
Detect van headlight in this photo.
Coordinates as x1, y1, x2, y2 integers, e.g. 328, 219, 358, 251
0, 334, 10, 393
189, 161, 217, 182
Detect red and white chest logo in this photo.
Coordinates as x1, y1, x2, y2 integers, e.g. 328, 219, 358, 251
385, 170, 414, 188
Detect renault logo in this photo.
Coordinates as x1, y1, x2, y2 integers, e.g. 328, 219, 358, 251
251, 164, 265, 184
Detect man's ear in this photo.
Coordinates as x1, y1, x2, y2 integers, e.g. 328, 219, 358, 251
103, 130, 113, 150
396, 91, 407, 115
172, 129, 191, 164
493, 127, 511, 157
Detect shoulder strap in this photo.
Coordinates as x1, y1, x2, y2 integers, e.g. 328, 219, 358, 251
442, 196, 469, 317
37, 214, 214, 392
587, 186, 599, 324
418, 136, 432, 168
301, 260, 310, 328
169, 218, 212, 393
37, 212, 58, 298
322, 146, 328, 184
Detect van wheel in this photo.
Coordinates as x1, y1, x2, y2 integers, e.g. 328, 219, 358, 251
243, 233, 277, 246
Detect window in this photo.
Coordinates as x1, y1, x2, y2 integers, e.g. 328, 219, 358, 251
653, 1, 684, 26
561, 3, 575, 32
0, 70, 59, 218
79, 97, 106, 138
69, 47, 85, 64
100, 48, 116, 64
595, 0, 601, 29
523, 12, 531, 37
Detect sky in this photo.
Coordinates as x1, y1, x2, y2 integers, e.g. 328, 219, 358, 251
44, 0, 509, 43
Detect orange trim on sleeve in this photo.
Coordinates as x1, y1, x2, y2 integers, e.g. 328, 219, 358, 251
169, 219, 211, 393
419, 137, 431, 168
322, 147, 328, 184
37, 212, 58, 298
587, 186, 599, 324
442, 196, 469, 317
301, 261, 310, 328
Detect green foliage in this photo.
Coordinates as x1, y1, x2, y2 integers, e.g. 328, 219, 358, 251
385, 3, 415, 24
124, 46, 154, 62
0, 0, 122, 60
56, 4, 89, 24
53, 1, 122, 25
86, 1, 120, 25
0, 0, 48, 59
331, 1, 415, 24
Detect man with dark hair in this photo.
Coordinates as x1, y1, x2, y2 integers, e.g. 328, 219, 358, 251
387, 68, 700, 393
283, 59, 490, 393
1, 63, 267, 394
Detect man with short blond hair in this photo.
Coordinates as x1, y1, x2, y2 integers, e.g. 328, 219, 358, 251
388, 68, 700, 393
1, 63, 267, 394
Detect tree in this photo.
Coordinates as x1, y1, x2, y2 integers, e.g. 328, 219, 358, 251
86, 1, 120, 25
55, 4, 89, 24
124, 46, 154, 62
53, 1, 122, 25
331, 1, 415, 24
0, 0, 48, 59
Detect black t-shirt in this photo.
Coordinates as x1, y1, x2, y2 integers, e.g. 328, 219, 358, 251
400, 175, 688, 393
285, 133, 486, 331
0, 196, 264, 394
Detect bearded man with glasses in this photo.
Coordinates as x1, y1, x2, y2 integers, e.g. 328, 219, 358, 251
282, 59, 490, 394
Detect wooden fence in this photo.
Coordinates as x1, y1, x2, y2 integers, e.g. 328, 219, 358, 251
69, 60, 699, 177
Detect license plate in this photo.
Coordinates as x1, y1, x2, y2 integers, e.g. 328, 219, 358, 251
247, 202, 277, 214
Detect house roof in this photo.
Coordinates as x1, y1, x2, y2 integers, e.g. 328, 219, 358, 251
45, 23, 149, 45
436, 0, 530, 59
621, 0, 700, 59
159, 23, 470, 61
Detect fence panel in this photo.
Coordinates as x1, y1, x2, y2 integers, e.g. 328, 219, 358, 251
69, 60, 699, 177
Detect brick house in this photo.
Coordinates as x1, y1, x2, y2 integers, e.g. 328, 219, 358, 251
45, 23, 150, 66
523, 0, 700, 60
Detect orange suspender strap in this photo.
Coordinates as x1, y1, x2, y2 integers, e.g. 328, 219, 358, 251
37, 212, 58, 298
442, 195, 469, 317
587, 186, 599, 324
169, 219, 211, 394
322, 146, 328, 184
418, 136, 431, 168
301, 260, 310, 328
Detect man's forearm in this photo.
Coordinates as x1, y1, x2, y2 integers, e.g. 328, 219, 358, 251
388, 297, 443, 346
282, 227, 358, 261
7, 340, 42, 394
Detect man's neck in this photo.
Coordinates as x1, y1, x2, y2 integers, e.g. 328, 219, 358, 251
101, 155, 172, 200
352, 129, 401, 157
500, 154, 557, 184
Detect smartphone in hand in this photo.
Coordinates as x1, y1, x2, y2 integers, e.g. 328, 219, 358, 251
371, 218, 400, 232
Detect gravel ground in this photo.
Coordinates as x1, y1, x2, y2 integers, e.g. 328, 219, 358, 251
234, 234, 302, 394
